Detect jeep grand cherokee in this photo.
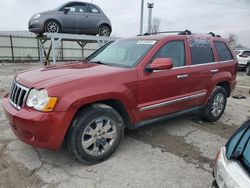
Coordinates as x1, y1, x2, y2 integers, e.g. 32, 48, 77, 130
2, 31, 237, 164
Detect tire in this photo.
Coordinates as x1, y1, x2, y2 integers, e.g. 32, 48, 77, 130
98, 25, 111, 37
44, 20, 61, 33
67, 104, 124, 164
246, 63, 250, 76
201, 86, 227, 122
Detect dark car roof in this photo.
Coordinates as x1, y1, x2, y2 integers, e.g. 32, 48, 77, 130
55, 1, 102, 11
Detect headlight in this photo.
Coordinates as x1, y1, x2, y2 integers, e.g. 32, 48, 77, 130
34, 14, 40, 19
26, 89, 57, 112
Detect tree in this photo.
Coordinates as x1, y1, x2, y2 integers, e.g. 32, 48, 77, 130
227, 33, 237, 47
151, 18, 161, 34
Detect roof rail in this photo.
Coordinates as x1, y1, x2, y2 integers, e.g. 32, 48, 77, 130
178, 30, 192, 35
138, 30, 221, 37
137, 30, 191, 36
208, 32, 221, 37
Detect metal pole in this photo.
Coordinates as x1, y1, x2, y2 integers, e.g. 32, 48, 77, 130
147, 3, 154, 34
140, 0, 144, 35
9, 35, 14, 62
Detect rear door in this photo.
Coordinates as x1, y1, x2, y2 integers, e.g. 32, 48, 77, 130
185, 36, 218, 105
213, 40, 237, 84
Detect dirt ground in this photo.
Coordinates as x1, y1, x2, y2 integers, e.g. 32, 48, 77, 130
0, 63, 249, 188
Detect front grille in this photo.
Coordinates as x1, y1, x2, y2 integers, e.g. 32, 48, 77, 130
9, 82, 29, 110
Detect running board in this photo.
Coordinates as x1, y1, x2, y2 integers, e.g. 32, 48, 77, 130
128, 106, 204, 129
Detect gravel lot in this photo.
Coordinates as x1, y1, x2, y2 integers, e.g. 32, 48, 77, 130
0, 63, 249, 188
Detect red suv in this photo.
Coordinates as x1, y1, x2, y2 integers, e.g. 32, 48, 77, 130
2, 31, 237, 164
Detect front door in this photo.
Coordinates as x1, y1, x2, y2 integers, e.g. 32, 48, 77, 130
137, 38, 194, 121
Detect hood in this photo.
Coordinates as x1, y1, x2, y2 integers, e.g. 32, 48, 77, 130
16, 62, 127, 89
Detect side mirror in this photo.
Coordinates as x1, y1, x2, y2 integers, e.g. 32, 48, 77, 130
64, 7, 71, 14
146, 58, 173, 72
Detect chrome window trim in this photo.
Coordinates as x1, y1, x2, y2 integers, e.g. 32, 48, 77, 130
219, 60, 234, 64
190, 62, 218, 67
139, 92, 206, 111
152, 65, 189, 72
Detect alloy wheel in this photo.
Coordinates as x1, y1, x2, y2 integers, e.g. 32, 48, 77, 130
81, 116, 117, 156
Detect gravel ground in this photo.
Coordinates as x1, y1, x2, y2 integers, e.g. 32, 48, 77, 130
0, 63, 249, 188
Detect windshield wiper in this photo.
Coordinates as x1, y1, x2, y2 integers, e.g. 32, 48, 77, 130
89, 60, 106, 65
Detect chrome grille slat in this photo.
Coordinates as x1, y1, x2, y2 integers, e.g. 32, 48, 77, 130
9, 82, 29, 110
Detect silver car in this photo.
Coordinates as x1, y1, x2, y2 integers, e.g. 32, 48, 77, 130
28, 1, 112, 36
213, 120, 250, 188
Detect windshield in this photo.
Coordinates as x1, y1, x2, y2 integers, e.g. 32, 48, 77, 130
241, 138, 250, 174
226, 120, 250, 175
87, 39, 157, 67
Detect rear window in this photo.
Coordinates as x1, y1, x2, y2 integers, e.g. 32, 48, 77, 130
190, 38, 214, 65
242, 51, 250, 56
214, 41, 233, 61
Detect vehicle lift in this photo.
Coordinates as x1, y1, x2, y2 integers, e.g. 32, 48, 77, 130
36, 33, 118, 65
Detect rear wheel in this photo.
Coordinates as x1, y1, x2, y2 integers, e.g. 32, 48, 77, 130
98, 25, 111, 37
246, 63, 250, 76
67, 104, 124, 164
201, 86, 227, 122
45, 20, 61, 33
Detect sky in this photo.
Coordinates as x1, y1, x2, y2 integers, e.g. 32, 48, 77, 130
0, 0, 249, 47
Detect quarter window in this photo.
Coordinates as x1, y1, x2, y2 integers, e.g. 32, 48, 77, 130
214, 41, 233, 61
153, 41, 185, 67
190, 39, 214, 65
89, 5, 100, 13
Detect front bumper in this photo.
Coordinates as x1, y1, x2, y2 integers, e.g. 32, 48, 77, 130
2, 95, 72, 150
28, 19, 44, 34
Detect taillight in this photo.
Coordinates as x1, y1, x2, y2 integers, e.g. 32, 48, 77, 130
215, 150, 221, 162
239, 54, 248, 58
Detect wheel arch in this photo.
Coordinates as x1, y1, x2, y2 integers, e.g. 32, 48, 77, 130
74, 99, 131, 127
217, 81, 231, 97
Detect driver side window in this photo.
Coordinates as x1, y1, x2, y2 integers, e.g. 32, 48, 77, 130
63, 3, 88, 13
153, 41, 185, 67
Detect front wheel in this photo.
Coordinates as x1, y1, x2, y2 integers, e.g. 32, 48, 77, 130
201, 86, 227, 122
246, 63, 250, 76
67, 104, 124, 164
45, 20, 61, 33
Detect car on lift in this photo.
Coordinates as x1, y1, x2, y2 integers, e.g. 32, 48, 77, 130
28, 1, 112, 36
213, 120, 250, 188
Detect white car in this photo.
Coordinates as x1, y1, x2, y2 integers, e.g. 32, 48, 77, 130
213, 120, 250, 188
234, 50, 250, 73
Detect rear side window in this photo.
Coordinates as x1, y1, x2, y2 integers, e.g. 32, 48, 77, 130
89, 5, 100, 13
214, 41, 233, 61
242, 51, 250, 56
153, 41, 185, 67
190, 39, 214, 65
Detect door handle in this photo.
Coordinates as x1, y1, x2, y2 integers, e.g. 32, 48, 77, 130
177, 74, 189, 79
210, 69, 219, 73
